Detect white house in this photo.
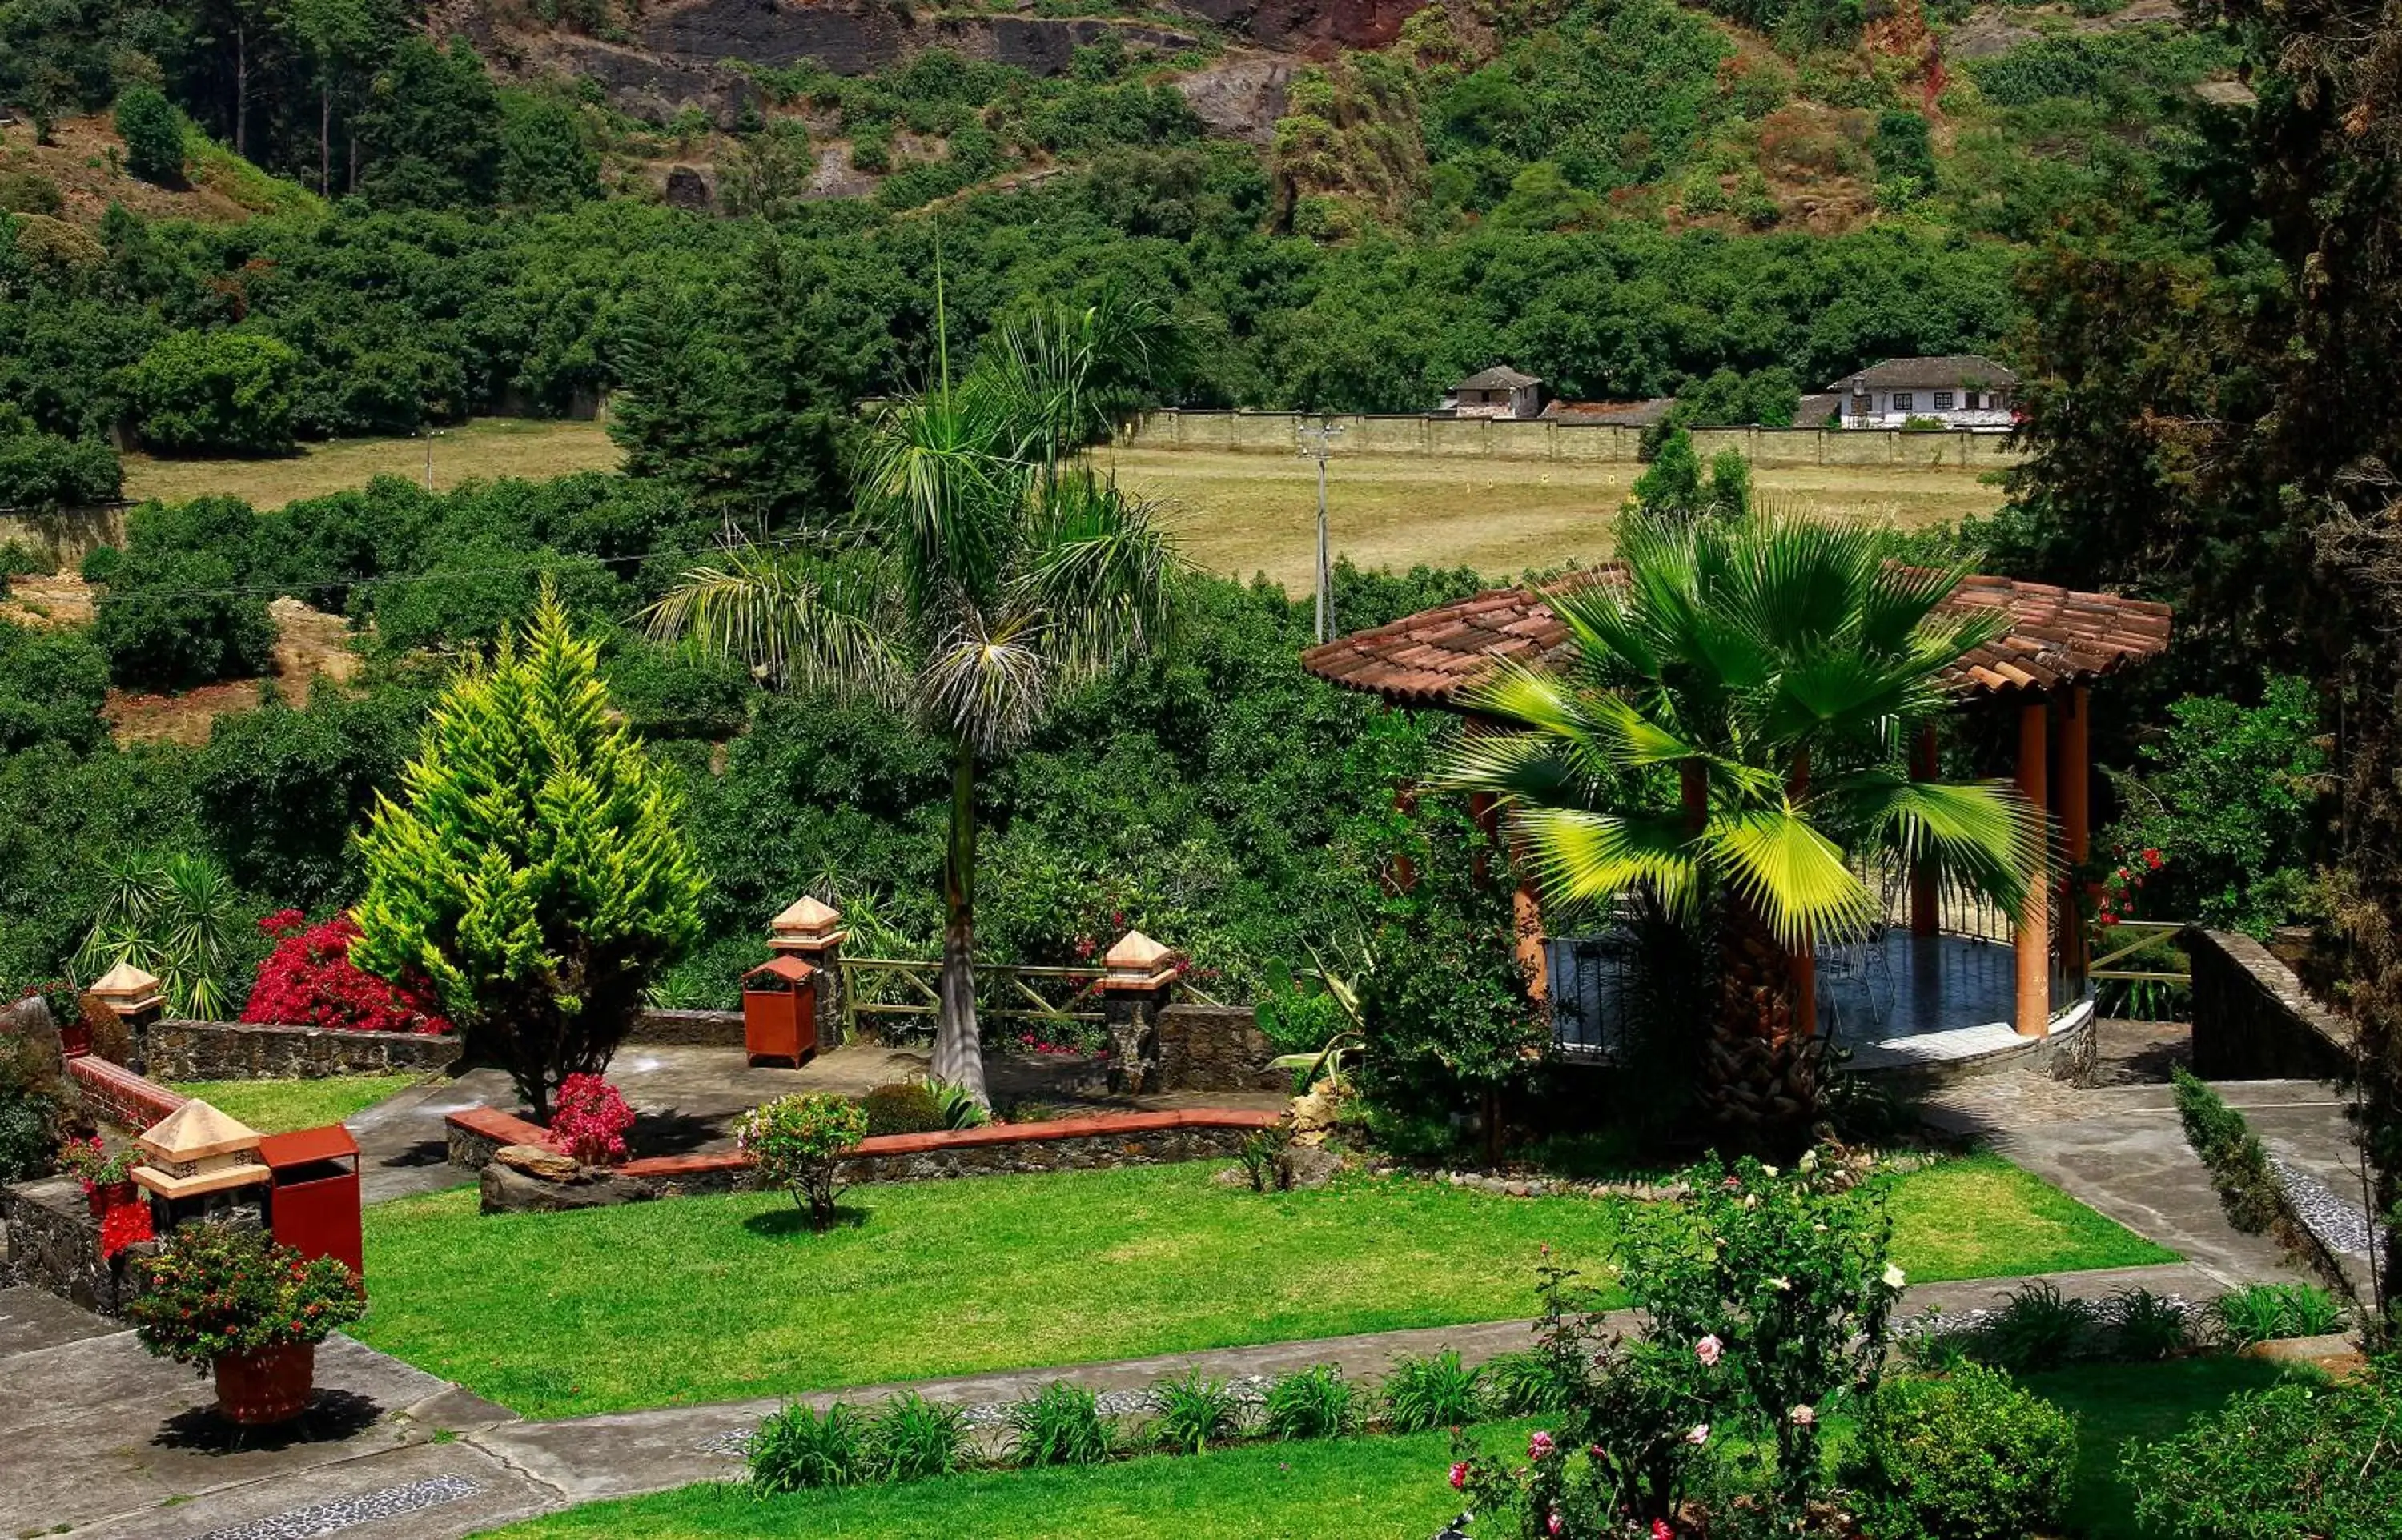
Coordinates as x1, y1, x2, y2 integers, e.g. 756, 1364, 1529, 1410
1444, 366, 1546, 420
1828, 355, 2018, 430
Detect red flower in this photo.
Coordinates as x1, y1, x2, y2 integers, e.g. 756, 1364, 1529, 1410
99, 1202, 153, 1259
550, 1074, 635, 1165
2143, 848, 2163, 869
2099, 912, 2120, 927
241, 911, 452, 1035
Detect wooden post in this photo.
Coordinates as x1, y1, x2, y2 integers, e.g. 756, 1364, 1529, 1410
2055, 686, 2091, 987
1909, 721, 1940, 937
2014, 698, 2051, 1037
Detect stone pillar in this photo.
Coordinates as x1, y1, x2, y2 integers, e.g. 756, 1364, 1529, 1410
85, 961, 165, 1075
2014, 698, 2051, 1037
1909, 721, 1941, 938
1100, 930, 1178, 1095
767, 896, 850, 1048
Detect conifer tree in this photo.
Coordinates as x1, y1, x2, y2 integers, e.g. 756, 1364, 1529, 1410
352, 587, 705, 1119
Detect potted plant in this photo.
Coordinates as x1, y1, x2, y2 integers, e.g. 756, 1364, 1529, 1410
60, 1135, 139, 1217
127, 1222, 364, 1426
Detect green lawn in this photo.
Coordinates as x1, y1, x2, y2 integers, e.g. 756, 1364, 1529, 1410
479, 1358, 2312, 1539
172, 1074, 421, 1133
359, 1157, 2171, 1419
483, 1422, 1516, 1539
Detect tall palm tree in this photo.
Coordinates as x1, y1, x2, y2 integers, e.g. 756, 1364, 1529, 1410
1437, 510, 2049, 1151
643, 294, 1182, 1105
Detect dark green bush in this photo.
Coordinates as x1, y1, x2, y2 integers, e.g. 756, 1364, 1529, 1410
1850, 1365, 2079, 1540
123, 331, 300, 456
90, 547, 275, 690
2128, 1361, 2402, 1539
0, 428, 120, 510
858, 1081, 946, 1137
114, 85, 183, 185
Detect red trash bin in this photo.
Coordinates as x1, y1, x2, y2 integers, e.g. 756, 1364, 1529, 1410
741, 955, 819, 1068
259, 1124, 364, 1281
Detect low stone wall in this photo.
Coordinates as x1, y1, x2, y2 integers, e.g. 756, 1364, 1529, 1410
143, 1020, 463, 1081
627, 1008, 746, 1046
2189, 928, 2356, 1081
460, 1106, 1286, 1213
1153, 1004, 1286, 1093
0, 1177, 156, 1315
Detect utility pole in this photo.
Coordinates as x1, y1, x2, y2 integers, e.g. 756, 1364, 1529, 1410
420, 427, 444, 492
1297, 418, 1344, 644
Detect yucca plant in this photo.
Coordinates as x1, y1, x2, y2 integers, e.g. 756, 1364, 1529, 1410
645, 289, 1180, 1107
1438, 508, 2049, 1150
74, 849, 252, 1020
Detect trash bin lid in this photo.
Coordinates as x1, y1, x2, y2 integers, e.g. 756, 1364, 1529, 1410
258, 1123, 362, 1169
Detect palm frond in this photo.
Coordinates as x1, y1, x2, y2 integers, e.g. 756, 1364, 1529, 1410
1509, 806, 1703, 920
1705, 807, 1881, 948
918, 608, 1055, 756
1431, 728, 1599, 804
641, 545, 906, 699
1834, 772, 2052, 912
1014, 468, 1183, 679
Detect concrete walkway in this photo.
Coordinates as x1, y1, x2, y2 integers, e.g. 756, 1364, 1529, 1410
2, 1261, 2219, 1540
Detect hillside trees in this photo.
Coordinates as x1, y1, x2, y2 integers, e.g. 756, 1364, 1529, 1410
123, 330, 299, 455
352, 36, 503, 210
114, 83, 185, 185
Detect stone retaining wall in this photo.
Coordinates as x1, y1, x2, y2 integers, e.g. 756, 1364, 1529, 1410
2188, 928, 2356, 1081
0, 1177, 156, 1315
627, 1008, 746, 1046
458, 1106, 1285, 1213
143, 1021, 463, 1081
1152, 1004, 1286, 1094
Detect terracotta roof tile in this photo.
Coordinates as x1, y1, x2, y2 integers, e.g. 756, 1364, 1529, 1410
1301, 567, 2171, 707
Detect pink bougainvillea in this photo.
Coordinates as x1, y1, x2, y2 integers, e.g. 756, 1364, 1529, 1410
549, 1074, 635, 1165
242, 911, 452, 1035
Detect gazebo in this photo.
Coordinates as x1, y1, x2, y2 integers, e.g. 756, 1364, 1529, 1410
1301, 569, 2172, 1068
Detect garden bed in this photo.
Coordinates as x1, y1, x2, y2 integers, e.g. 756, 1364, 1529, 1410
355, 1157, 2172, 1418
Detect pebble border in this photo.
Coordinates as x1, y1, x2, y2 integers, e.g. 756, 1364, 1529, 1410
192, 1476, 481, 1540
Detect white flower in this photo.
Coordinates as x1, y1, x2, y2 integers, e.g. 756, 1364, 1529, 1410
1686, 1423, 1710, 1446
1769, 1277, 1792, 1292
1798, 1150, 1819, 1173
1789, 1404, 1817, 1426
1761, 1165, 1780, 1178
1882, 1264, 1907, 1289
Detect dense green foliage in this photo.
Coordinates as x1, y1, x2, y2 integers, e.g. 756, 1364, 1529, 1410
2127, 1359, 2401, 1539
1850, 1366, 2079, 1540
123, 330, 300, 455
113, 82, 183, 184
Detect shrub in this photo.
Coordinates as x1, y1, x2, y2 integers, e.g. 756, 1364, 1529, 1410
123, 331, 300, 456
1970, 1281, 2099, 1371
1234, 1127, 1285, 1193
748, 1401, 866, 1492
1151, 1370, 1245, 1453
1260, 1365, 1358, 1440
351, 590, 706, 1120
0, 1095, 49, 1181
1007, 1381, 1114, 1466
90, 547, 277, 690
1849, 1365, 2079, 1540
1381, 1350, 1484, 1432
114, 85, 184, 184
1483, 1348, 1573, 1416
127, 1222, 364, 1366
2128, 1360, 2402, 1538
862, 1391, 970, 1482
859, 1080, 946, 1136
0, 429, 121, 510
0, 170, 63, 215
736, 1092, 869, 1229
241, 910, 452, 1035
2210, 1282, 2343, 1347
550, 1073, 635, 1165
920, 1076, 990, 1129
2103, 1286, 2193, 1361
2173, 1067, 2284, 1233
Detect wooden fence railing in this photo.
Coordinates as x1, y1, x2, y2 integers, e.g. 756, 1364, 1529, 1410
2089, 920, 2191, 985
837, 956, 1226, 1041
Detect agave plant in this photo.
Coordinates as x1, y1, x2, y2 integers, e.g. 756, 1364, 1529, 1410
74, 850, 252, 1020
1437, 508, 2049, 1150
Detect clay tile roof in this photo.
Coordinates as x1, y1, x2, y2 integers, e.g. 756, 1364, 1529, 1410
1827, 355, 2018, 393
1456, 366, 1541, 391
1300, 567, 2171, 708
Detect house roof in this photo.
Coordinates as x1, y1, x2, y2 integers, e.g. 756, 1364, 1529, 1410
1828, 355, 2018, 393
1544, 396, 1677, 426
1455, 366, 1542, 392
1792, 393, 1844, 427
1299, 567, 2171, 708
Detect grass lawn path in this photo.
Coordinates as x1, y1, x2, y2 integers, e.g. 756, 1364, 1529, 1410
359, 1155, 2171, 1419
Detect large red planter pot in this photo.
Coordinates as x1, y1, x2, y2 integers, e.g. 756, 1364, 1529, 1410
85, 1181, 136, 1219
212, 1343, 317, 1426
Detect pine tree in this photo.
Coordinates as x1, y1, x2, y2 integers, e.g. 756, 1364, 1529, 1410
351, 587, 705, 1119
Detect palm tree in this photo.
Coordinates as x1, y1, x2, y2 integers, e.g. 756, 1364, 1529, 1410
643, 295, 1182, 1105
1437, 510, 2049, 1151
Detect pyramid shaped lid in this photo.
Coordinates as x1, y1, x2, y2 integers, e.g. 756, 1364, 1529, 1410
138, 1098, 261, 1163
1103, 930, 1177, 971
89, 959, 163, 1000
769, 895, 843, 937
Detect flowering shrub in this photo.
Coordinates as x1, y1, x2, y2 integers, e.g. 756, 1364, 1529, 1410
2094, 845, 2165, 929
736, 1093, 869, 1230
241, 910, 452, 1035
128, 1221, 363, 1368
549, 1073, 634, 1165
98, 1200, 153, 1260
60, 1134, 136, 1191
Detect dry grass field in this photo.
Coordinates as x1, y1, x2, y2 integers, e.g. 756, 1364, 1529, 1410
122, 418, 622, 509
1102, 446, 2009, 592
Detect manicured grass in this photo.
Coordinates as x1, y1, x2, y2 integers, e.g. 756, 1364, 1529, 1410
481, 1421, 1517, 1540
359, 1158, 2171, 1419
171, 1074, 421, 1133
2024, 1356, 2317, 1539
1878, 1153, 2181, 1281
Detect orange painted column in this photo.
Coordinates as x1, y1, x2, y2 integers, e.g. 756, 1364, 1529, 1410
1909, 721, 1940, 937
2014, 698, 2051, 1037
2055, 687, 2092, 986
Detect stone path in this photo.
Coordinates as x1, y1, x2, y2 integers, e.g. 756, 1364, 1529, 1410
0, 1259, 2220, 1540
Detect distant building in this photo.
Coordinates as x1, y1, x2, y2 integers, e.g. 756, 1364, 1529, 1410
1444, 366, 1547, 420
1792, 392, 1844, 428
1828, 355, 2017, 429
1544, 396, 1677, 427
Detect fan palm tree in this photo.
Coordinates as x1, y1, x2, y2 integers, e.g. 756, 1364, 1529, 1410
642, 294, 1182, 1105
1437, 509, 2050, 1151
